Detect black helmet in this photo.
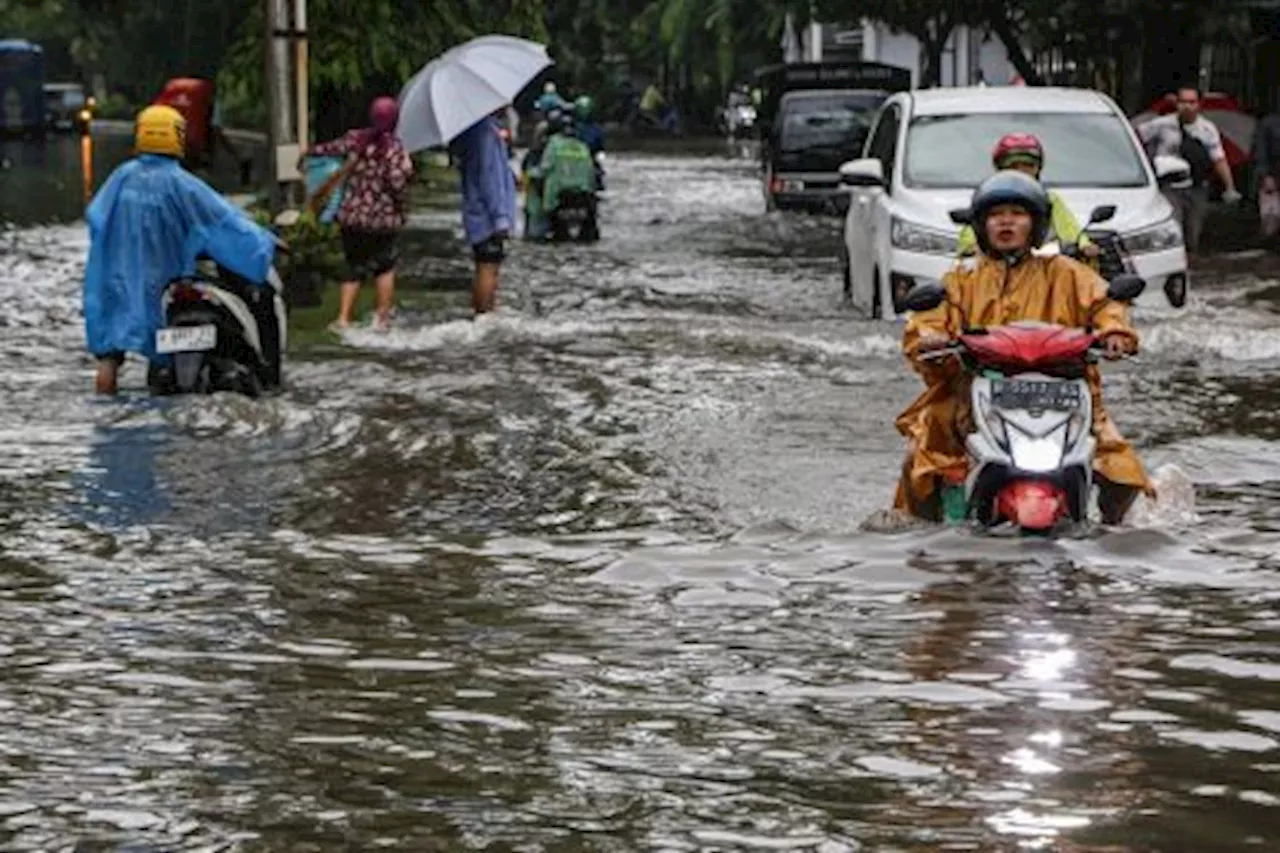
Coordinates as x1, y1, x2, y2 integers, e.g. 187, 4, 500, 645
547, 108, 573, 134
970, 169, 1051, 256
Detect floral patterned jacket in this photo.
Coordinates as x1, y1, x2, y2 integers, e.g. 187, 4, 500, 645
310, 130, 414, 231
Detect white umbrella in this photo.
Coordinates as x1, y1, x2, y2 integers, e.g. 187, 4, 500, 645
397, 35, 552, 152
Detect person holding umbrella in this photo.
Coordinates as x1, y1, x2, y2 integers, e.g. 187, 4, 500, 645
396, 35, 553, 317
450, 110, 517, 314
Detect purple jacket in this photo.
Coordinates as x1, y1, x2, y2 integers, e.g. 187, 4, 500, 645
450, 116, 516, 245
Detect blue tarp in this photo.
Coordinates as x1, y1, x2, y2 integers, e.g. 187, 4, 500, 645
83, 154, 276, 359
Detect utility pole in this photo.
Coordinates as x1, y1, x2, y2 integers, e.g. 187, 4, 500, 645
294, 0, 309, 155
265, 0, 299, 213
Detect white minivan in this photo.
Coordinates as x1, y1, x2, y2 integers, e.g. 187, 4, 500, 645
838, 87, 1190, 318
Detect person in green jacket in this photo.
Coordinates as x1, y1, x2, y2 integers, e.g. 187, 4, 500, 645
957, 132, 1098, 260
538, 109, 599, 241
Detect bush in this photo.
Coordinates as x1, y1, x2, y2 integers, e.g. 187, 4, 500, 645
251, 207, 343, 307
96, 93, 138, 120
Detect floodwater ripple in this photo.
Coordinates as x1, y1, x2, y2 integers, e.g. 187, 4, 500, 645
1, 144, 1280, 850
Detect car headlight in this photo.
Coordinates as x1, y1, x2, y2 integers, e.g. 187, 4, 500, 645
891, 216, 959, 256
1122, 217, 1182, 254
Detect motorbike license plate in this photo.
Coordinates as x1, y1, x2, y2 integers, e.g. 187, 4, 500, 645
156, 324, 216, 354
991, 379, 1081, 411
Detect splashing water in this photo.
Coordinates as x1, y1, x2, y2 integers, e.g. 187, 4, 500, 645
1, 144, 1280, 851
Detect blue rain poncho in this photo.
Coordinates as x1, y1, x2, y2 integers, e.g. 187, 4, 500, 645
83, 154, 277, 360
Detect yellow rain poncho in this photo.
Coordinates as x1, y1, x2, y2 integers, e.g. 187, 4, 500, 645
894, 253, 1153, 515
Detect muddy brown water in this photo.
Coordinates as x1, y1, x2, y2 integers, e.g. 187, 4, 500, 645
2, 135, 1280, 851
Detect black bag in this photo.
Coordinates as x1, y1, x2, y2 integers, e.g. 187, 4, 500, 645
1178, 124, 1215, 187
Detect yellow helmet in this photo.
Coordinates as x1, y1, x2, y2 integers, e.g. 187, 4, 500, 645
134, 105, 186, 158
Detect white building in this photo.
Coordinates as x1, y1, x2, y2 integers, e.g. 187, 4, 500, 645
799, 20, 1018, 88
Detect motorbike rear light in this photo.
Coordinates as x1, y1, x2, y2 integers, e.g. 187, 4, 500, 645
171, 283, 204, 305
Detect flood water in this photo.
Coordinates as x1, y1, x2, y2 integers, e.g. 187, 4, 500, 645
3, 134, 1280, 851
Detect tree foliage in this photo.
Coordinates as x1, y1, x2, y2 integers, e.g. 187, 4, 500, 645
217, 0, 549, 132
0, 0, 1259, 131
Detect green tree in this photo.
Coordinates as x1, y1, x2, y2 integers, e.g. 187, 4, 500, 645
218, 0, 548, 133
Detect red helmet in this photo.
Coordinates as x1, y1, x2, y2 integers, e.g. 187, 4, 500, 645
992, 132, 1043, 171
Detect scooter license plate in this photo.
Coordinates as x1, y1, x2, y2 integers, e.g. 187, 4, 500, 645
156, 324, 216, 354
991, 379, 1081, 411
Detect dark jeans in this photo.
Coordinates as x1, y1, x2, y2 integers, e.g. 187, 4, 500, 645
1164, 186, 1209, 254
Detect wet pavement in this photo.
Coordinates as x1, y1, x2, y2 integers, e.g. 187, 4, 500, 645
2, 135, 1280, 851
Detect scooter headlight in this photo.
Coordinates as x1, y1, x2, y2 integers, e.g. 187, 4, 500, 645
1009, 425, 1069, 473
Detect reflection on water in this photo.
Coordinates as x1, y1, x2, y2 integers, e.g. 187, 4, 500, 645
1, 148, 1280, 850
71, 417, 170, 528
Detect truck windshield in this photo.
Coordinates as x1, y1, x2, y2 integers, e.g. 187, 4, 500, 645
779, 93, 883, 153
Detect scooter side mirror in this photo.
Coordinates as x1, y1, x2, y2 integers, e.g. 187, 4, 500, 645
900, 281, 947, 313
1106, 273, 1146, 303
1087, 204, 1116, 225
949, 208, 971, 226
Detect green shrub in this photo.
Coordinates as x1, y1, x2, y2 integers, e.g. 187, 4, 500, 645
250, 207, 343, 306
96, 93, 138, 120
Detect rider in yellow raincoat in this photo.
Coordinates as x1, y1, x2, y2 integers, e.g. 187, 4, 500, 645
895, 170, 1153, 525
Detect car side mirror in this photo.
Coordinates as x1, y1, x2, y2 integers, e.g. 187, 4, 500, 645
948, 208, 971, 226
839, 157, 885, 187
1153, 154, 1191, 188
1106, 273, 1146, 303
900, 281, 947, 313
1088, 204, 1116, 225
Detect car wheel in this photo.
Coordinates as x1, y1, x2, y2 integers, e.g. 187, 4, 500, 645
765, 192, 777, 213
870, 267, 883, 320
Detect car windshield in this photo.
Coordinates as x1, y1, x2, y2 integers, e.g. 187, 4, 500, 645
903, 112, 1149, 188
779, 93, 883, 152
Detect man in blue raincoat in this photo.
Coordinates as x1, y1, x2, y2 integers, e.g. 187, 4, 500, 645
450, 108, 517, 315
84, 105, 279, 394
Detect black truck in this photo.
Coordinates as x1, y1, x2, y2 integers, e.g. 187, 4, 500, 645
755, 61, 910, 214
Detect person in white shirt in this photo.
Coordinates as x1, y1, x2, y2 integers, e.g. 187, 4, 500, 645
1138, 86, 1241, 259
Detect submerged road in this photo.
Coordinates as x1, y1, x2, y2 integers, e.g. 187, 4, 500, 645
2, 141, 1280, 850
